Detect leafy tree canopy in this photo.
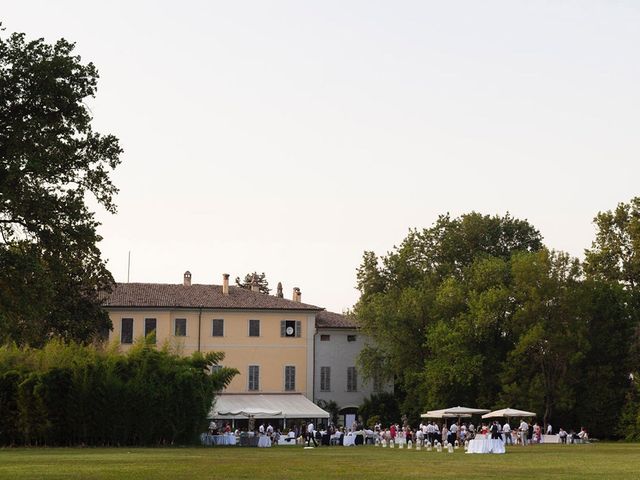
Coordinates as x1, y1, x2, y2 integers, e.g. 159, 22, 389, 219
0, 24, 122, 345
235, 272, 270, 294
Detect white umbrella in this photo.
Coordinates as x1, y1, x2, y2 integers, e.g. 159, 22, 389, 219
482, 408, 536, 419
420, 409, 469, 419
444, 406, 491, 415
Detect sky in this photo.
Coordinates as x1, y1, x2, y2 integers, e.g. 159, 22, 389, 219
3, 1, 640, 312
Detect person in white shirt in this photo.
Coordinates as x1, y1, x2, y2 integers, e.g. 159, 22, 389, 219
259, 423, 265, 435
519, 420, 529, 446
546, 423, 553, 435
306, 422, 317, 447
503, 422, 512, 445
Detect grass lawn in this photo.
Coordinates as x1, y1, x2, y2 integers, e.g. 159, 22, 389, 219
1, 443, 638, 479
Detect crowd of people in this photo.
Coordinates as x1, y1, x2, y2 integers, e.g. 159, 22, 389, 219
206, 418, 590, 447
371, 420, 589, 446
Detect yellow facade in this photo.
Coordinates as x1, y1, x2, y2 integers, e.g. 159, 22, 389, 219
106, 308, 316, 398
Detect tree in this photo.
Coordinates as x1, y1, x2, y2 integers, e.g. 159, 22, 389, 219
499, 250, 586, 429
584, 197, 640, 437
0, 24, 122, 345
316, 399, 339, 426
584, 197, 640, 292
355, 212, 543, 419
235, 272, 270, 294
358, 392, 400, 427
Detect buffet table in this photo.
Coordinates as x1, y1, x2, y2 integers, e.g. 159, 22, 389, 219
343, 433, 357, 446
201, 434, 237, 446
257, 436, 272, 448
467, 438, 505, 454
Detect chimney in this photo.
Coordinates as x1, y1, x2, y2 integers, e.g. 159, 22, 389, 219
292, 287, 301, 302
222, 273, 230, 295
183, 271, 192, 286
251, 273, 260, 293
276, 282, 283, 298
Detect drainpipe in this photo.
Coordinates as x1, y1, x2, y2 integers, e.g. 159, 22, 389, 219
313, 318, 318, 406
198, 307, 202, 352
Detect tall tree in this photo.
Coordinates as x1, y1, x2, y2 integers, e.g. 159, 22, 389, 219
355, 212, 543, 420
584, 197, 640, 437
0, 25, 122, 345
584, 197, 640, 292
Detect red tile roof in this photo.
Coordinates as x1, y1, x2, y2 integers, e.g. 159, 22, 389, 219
103, 283, 323, 311
315, 310, 358, 328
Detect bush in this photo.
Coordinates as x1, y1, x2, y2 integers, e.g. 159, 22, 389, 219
0, 339, 237, 446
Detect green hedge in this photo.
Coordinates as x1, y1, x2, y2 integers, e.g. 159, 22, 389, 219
0, 339, 237, 446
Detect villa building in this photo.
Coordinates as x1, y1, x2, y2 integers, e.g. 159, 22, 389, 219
103, 271, 391, 426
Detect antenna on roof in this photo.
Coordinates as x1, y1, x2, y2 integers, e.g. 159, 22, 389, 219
127, 251, 131, 283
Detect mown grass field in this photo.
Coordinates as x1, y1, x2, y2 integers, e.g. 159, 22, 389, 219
0, 443, 638, 479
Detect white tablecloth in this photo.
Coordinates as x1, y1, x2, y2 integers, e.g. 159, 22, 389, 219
467, 438, 505, 454
257, 436, 271, 448
343, 433, 357, 446
201, 434, 236, 446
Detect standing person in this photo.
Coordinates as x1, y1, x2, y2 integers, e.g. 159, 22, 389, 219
546, 423, 553, 435
306, 421, 318, 447
490, 421, 500, 440
390, 423, 397, 444
503, 422, 512, 445
519, 419, 529, 446
426, 422, 434, 444
441, 424, 448, 445
449, 422, 458, 444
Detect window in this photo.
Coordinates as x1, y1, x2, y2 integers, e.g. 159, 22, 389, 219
121, 318, 133, 344
249, 319, 260, 337
212, 319, 224, 337
280, 320, 301, 337
347, 335, 357, 342
320, 334, 330, 341
210, 364, 222, 375
144, 318, 157, 343
248, 365, 260, 391
174, 318, 186, 337
284, 366, 296, 391
347, 367, 357, 392
320, 366, 331, 392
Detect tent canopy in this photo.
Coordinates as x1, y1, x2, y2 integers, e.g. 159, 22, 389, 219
482, 408, 536, 419
210, 394, 329, 420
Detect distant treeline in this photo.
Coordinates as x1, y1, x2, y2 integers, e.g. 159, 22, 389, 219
0, 340, 237, 446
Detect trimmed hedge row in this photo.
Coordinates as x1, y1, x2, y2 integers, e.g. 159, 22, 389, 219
0, 340, 237, 446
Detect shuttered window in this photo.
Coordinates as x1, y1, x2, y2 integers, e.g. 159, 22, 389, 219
248, 365, 260, 391
284, 366, 296, 391
320, 366, 331, 392
280, 320, 301, 337
347, 367, 357, 392
121, 318, 133, 344
144, 318, 157, 343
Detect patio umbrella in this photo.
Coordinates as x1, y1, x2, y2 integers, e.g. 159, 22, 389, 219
482, 408, 535, 419
420, 409, 469, 419
444, 406, 491, 416
443, 406, 491, 430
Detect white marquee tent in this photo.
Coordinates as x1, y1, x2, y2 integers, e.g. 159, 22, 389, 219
210, 394, 329, 420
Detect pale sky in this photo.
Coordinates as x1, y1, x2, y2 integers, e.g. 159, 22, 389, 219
4, 1, 640, 312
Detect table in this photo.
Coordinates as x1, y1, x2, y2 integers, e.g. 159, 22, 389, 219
343, 433, 356, 446
257, 436, 272, 448
201, 434, 236, 446
466, 438, 505, 454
